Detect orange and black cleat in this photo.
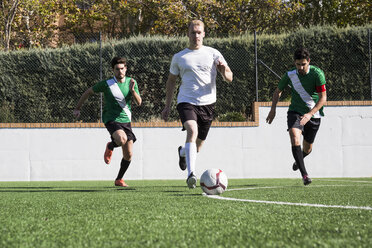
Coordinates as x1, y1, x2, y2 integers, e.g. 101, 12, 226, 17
115, 179, 128, 187
104, 142, 113, 164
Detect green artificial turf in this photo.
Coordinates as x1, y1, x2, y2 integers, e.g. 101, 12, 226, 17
0, 178, 371, 247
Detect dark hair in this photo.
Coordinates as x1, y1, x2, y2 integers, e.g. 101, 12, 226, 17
293, 47, 310, 61
111, 57, 127, 68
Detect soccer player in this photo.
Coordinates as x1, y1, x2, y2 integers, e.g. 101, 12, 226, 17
73, 57, 142, 187
161, 20, 233, 189
266, 47, 327, 185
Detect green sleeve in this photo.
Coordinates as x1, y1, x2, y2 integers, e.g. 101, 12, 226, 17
277, 73, 290, 91
316, 69, 326, 86
92, 80, 107, 93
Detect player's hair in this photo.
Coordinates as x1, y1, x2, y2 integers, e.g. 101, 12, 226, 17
111, 57, 127, 69
188, 20, 205, 32
293, 47, 310, 61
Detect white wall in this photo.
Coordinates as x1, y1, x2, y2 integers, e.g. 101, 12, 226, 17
0, 105, 371, 181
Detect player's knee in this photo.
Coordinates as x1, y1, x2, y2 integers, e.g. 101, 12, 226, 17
116, 136, 128, 146
303, 147, 312, 155
303, 140, 313, 154
290, 137, 301, 146
186, 130, 198, 142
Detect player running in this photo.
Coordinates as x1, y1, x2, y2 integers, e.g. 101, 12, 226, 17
73, 57, 142, 187
266, 47, 327, 185
161, 20, 233, 189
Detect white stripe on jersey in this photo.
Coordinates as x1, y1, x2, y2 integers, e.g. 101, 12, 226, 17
287, 70, 321, 118
107, 77, 132, 121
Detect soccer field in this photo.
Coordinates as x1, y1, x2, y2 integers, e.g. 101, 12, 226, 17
1, 178, 371, 247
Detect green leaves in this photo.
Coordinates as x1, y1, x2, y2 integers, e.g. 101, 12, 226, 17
0, 26, 371, 123
1, 0, 371, 51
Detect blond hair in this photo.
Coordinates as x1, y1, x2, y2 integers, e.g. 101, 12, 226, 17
188, 20, 205, 31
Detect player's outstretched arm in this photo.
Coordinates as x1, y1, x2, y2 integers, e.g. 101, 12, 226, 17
266, 88, 282, 124
130, 78, 142, 106
73, 87, 94, 118
161, 73, 178, 121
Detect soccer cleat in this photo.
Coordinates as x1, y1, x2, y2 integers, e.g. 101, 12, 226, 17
178, 146, 186, 171
115, 179, 128, 187
104, 142, 113, 164
186, 173, 197, 189
302, 175, 312, 186
292, 162, 299, 171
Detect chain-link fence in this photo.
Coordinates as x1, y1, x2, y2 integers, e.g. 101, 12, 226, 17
255, 28, 372, 104
0, 28, 371, 124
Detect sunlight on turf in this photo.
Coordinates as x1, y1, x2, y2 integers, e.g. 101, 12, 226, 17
0, 178, 371, 247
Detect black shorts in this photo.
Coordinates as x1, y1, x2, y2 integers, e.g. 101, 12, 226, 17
104, 121, 136, 143
287, 111, 321, 144
176, 102, 215, 141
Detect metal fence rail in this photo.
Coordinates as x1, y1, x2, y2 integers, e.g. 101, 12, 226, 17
0, 29, 371, 124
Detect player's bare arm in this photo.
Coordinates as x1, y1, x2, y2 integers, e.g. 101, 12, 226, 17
161, 73, 178, 121
266, 88, 282, 124
217, 59, 233, 82
130, 78, 142, 106
73, 87, 94, 118
300, 90, 327, 126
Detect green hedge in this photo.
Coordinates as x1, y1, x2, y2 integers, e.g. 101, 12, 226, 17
0, 25, 371, 123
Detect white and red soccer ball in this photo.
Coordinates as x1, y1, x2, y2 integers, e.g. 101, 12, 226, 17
200, 168, 228, 195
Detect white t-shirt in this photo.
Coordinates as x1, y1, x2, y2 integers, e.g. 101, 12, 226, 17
170, 46, 227, 105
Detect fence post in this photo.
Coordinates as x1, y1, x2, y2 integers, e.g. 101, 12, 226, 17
369, 29, 372, 100
254, 30, 258, 102
99, 31, 103, 122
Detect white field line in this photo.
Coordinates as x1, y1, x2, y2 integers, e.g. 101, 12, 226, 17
206, 195, 372, 210
316, 179, 372, 184
227, 184, 370, 191
227, 186, 286, 191
205, 184, 372, 211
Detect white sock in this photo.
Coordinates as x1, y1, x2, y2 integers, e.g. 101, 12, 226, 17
180, 146, 186, 157
185, 142, 197, 177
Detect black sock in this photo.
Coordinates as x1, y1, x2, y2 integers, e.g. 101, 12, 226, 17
292, 146, 308, 177
116, 159, 131, 180
108, 141, 119, 150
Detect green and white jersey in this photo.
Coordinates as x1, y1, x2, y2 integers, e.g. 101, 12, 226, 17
278, 65, 326, 117
92, 76, 140, 124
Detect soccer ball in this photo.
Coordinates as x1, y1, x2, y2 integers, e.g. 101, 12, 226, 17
200, 168, 228, 195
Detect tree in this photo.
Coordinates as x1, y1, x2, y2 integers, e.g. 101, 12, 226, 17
1, 0, 371, 51
59, 0, 144, 40
1, 0, 20, 51
291, 0, 371, 28
117, 0, 303, 36
15, 0, 60, 48
1, 0, 61, 50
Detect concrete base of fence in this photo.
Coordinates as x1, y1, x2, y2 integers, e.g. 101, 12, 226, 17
0, 103, 372, 181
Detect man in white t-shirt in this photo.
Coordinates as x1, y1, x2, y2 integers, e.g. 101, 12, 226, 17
161, 20, 233, 189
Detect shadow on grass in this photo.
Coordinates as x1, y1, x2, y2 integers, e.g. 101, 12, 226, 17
115, 187, 136, 191
171, 193, 202, 197
0, 187, 54, 189
0, 189, 109, 193
0, 186, 137, 193
0, 184, 199, 193
163, 190, 185, 193
228, 184, 259, 188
